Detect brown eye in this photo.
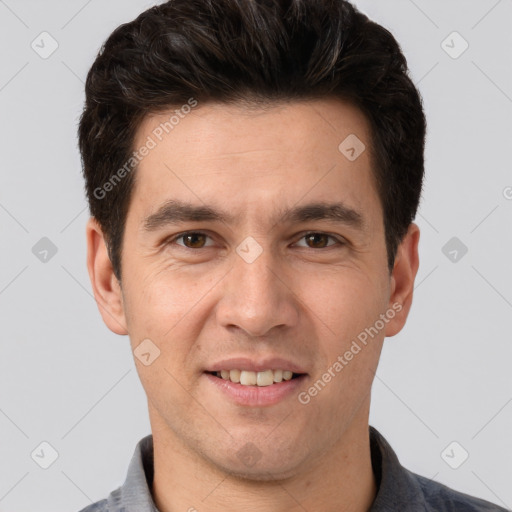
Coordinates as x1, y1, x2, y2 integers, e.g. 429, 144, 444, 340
305, 233, 330, 249
175, 232, 212, 249
306, 233, 327, 248
183, 233, 206, 248
294, 232, 341, 249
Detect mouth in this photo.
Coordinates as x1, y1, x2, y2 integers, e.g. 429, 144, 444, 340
205, 369, 306, 387
204, 368, 308, 407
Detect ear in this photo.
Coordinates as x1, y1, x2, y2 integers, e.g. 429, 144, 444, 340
384, 222, 420, 338
86, 217, 128, 335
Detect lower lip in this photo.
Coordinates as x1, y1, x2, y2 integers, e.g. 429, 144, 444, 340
204, 373, 307, 407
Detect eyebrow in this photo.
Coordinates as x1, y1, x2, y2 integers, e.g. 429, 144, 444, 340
141, 199, 368, 233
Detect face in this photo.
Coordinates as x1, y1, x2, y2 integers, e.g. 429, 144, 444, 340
87, 98, 419, 480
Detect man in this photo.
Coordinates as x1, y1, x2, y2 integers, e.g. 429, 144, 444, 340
77, 0, 507, 510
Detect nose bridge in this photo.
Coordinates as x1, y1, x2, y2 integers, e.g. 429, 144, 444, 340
237, 245, 279, 300
217, 239, 298, 336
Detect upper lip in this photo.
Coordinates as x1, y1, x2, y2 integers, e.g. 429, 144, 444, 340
206, 357, 308, 374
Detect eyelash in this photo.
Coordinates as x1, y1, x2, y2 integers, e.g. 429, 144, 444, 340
166, 231, 344, 250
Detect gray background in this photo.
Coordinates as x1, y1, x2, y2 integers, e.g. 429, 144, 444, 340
1, 0, 511, 510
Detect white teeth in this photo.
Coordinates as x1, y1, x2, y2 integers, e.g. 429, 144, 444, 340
256, 369, 274, 387
229, 369, 241, 383
214, 369, 299, 386
240, 370, 257, 386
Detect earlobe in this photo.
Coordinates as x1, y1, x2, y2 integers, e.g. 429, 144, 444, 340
384, 222, 420, 338
86, 217, 128, 335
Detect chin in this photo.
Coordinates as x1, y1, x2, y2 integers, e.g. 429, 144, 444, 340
209, 447, 306, 483
219, 462, 300, 483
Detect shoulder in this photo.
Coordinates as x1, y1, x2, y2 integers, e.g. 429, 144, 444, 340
76, 499, 109, 512
369, 426, 508, 512
414, 472, 509, 511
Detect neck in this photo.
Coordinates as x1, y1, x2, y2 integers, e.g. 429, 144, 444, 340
150, 405, 377, 512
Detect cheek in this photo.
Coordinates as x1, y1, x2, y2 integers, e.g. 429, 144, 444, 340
126, 265, 199, 317
122, 266, 219, 354
303, 269, 386, 341
123, 273, 208, 395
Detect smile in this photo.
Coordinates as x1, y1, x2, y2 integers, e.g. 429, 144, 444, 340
204, 370, 308, 407
209, 369, 301, 386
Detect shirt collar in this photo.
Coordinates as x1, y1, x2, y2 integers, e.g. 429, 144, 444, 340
107, 434, 159, 512
368, 426, 427, 510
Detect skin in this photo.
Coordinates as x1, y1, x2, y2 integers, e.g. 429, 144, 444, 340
86, 98, 420, 512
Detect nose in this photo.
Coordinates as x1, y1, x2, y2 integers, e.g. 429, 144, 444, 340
215, 244, 300, 338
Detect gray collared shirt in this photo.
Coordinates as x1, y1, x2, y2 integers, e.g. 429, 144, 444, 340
77, 426, 508, 511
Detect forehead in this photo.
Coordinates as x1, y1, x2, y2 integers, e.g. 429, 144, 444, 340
129, 98, 382, 234
136, 98, 371, 157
